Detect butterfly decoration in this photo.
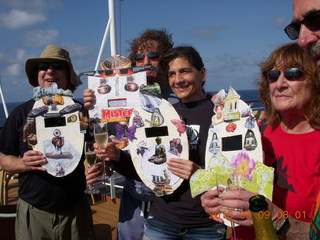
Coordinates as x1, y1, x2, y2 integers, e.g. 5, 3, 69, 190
171, 119, 186, 136
115, 124, 137, 141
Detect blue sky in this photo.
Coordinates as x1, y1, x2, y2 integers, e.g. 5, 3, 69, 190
0, 0, 294, 103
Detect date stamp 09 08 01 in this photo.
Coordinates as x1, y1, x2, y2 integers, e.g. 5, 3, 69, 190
209, 210, 306, 220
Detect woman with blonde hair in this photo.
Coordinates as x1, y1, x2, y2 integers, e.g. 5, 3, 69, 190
201, 42, 320, 240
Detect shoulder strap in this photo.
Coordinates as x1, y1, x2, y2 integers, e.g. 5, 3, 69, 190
259, 118, 267, 133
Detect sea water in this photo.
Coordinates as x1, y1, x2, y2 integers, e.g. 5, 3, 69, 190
0, 89, 262, 126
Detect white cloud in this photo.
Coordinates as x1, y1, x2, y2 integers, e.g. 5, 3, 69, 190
61, 44, 97, 73
0, 48, 31, 77
23, 29, 59, 47
0, 9, 46, 29
6, 63, 21, 77
11, 79, 20, 86
15, 49, 28, 61
64, 44, 94, 58
274, 16, 287, 28
188, 25, 227, 40
0, 0, 63, 12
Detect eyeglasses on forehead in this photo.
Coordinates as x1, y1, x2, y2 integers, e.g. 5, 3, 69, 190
38, 62, 65, 71
267, 68, 304, 83
135, 52, 160, 61
284, 9, 320, 40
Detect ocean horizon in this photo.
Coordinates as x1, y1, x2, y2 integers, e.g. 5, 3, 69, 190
0, 89, 262, 126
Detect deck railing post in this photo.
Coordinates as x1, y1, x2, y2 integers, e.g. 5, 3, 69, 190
0, 73, 9, 119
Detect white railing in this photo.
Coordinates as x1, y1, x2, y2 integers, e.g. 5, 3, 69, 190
0, 73, 9, 119
94, 0, 117, 72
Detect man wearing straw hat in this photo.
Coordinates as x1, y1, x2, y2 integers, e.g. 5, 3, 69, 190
0, 45, 95, 240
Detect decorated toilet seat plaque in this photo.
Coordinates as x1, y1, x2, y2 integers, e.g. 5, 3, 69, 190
24, 83, 87, 177
88, 67, 147, 150
190, 87, 274, 226
128, 96, 188, 196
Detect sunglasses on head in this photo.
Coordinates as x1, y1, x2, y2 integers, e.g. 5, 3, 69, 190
135, 52, 160, 61
38, 62, 65, 71
267, 68, 304, 83
284, 10, 320, 40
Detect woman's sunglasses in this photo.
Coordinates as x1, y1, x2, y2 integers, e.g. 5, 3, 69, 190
284, 10, 320, 40
38, 62, 65, 71
267, 68, 304, 83
135, 52, 160, 61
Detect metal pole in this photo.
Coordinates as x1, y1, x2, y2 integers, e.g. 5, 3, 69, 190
94, 0, 117, 72
96, 0, 118, 198
94, 19, 111, 72
0, 73, 9, 118
107, 0, 117, 198
109, 0, 117, 56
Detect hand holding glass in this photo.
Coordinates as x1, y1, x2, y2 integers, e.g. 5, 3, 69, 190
84, 141, 100, 194
94, 122, 109, 181
216, 173, 240, 239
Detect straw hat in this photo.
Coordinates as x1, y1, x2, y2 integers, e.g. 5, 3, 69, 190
25, 45, 82, 87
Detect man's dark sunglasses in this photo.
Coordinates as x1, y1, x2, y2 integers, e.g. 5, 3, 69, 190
38, 62, 65, 71
267, 68, 304, 83
284, 10, 320, 40
135, 52, 160, 61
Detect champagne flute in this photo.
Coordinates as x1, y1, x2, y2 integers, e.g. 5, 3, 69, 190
216, 173, 238, 239
94, 122, 109, 181
84, 141, 100, 194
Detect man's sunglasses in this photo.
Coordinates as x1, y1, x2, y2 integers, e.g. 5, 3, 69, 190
135, 52, 160, 61
267, 68, 304, 83
38, 62, 65, 71
284, 10, 320, 40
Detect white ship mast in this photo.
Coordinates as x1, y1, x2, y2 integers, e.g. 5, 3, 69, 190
94, 0, 123, 199
94, 0, 117, 72
0, 72, 9, 119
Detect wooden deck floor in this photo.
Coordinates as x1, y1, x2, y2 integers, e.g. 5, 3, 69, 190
2, 174, 121, 240
90, 195, 120, 240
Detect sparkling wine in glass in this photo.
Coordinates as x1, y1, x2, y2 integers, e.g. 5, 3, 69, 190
94, 122, 109, 181
216, 173, 239, 239
84, 141, 100, 194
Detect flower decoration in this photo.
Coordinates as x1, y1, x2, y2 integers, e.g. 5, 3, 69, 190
231, 150, 255, 180
226, 122, 237, 132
